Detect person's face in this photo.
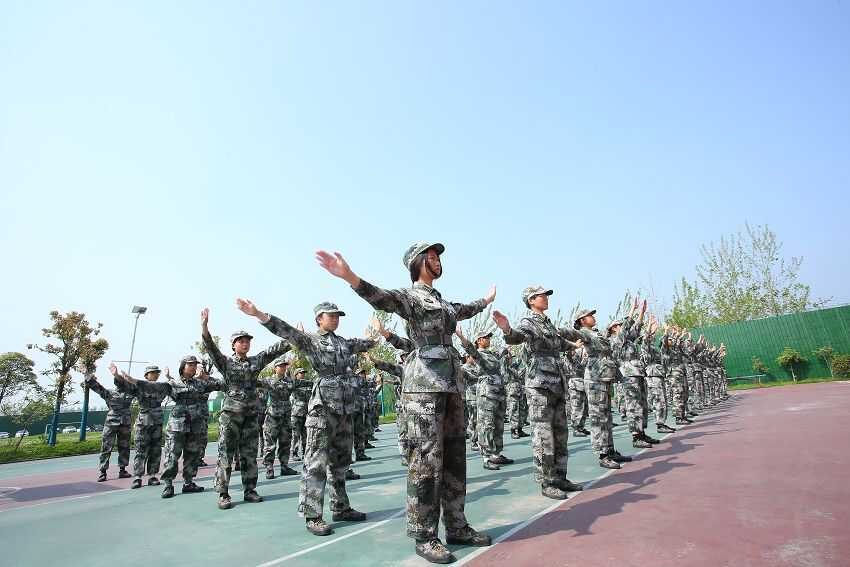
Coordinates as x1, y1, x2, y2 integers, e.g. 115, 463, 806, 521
423, 248, 443, 279
233, 337, 251, 356
609, 324, 622, 336
529, 293, 549, 311
318, 313, 340, 332
477, 336, 492, 349
580, 314, 596, 328
183, 362, 198, 378
145, 371, 161, 382
274, 364, 287, 377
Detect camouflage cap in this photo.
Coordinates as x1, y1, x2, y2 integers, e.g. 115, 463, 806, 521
574, 309, 597, 325
402, 241, 445, 269
522, 285, 553, 304
272, 356, 289, 368
292, 367, 306, 376
607, 319, 623, 331
314, 302, 346, 317
472, 330, 493, 342
144, 365, 161, 375
230, 330, 253, 344
179, 355, 201, 365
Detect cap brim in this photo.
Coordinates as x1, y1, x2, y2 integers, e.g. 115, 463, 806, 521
317, 311, 345, 316
430, 243, 445, 255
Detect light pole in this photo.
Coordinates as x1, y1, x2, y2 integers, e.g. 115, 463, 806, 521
128, 305, 147, 376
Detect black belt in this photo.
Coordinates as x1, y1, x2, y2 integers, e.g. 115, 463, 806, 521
414, 335, 453, 347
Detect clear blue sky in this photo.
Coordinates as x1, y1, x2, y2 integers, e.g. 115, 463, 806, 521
2, 1, 848, 406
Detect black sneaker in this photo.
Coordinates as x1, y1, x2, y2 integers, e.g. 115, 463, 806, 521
578, 428, 591, 436
266, 467, 275, 480
470, 443, 480, 452
511, 430, 521, 439
675, 417, 690, 425
518, 429, 531, 437
491, 455, 514, 465
280, 465, 299, 476
555, 478, 583, 492
572, 429, 588, 437
332, 508, 366, 521
632, 437, 652, 449
161, 484, 175, 499
131, 478, 142, 489
182, 482, 204, 493
118, 469, 132, 479
599, 455, 621, 469
306, 517, 333, 536
355, 454, 372, 462
610, 450, 633, 463
416, 538, 455, 564
541, 485, 569, 499
97, 472, 107, 482
365, 442, 376, 449
218, 493, 233, 510
446, 525, 492, 546
656, 423, 676, 433
345, 469, 360, 480
148, 476, 160, 486
642, 433, 661, 444
243, 490, 263, 503
483, 460, 500, 470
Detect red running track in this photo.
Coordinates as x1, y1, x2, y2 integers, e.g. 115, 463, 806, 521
467, 382, 850, 567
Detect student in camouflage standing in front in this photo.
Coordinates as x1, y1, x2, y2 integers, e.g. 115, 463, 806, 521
663, 326, 693, 426
317, 242, 493, 563
112, 363, 170, 489
158, 356, 223, 498
456, 327, 513, 471
238, 299, 373, 537
494, 286, 584, 499
289, 367, 311, 461
83, 365, 133, 482
201, 307, 291, 510
260, 356, 299, 479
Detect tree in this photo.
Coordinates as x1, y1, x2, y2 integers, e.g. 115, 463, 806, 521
812, 346, 835, 377
776, 347, 806, 382
751, 356, 769, 376
667, 278, 710, 328
32, 311, 108, 446
0, 352, 38, 408
833, 354, 850, 378
1, 388, 52, 451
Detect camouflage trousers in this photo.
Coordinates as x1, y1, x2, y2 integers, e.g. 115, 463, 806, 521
132, 422, 163, 478
99, 423, 131, 473
569, 387, 588, 430
476, 396, 506, 460
621, 375, 647, 435
196, 412, 209, 464
397, 407, 408, 457
263, 412, 292, 468
586, 382, 614, 456
464, 400, 478, 444
526, 386, 569, 485
646, 376, 669, 424
693, 371, 706, 409
404, 392, 468, 541
291, 414, 307, 457
353, 409, 368, 458
299, 407, 353, 518
161, 417, 206, 483
670, 367, 689, 419
215, 410, 260, 495
615, 383, 627, 418
506, 384, 523, 429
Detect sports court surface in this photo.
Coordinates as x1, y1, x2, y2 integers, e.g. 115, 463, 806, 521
2, 382, 848, 567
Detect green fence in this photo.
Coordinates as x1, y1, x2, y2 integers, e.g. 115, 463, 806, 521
692, 305, 850, 380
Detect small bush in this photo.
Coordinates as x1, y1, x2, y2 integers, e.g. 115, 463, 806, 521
833, 354, 850, 378
751, 356, 769, 375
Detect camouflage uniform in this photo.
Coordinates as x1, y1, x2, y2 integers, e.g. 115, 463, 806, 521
371, 336, 410, 460
84, 373, 133, 474
503, 293, 578, 489
614, 316, 648, 436
352, 372, 370, 459
352, 271, 487, 542
261, 307, 375, 519
118, 366, 170, 480
504, 350, 524, 433
260, 364, 295, 472
289, 369, 311, 459
663, 331, 689, 420
161, 359, 223, 486
459, 335, 507, 464
568, 347, 588, 432
203, 330, 290, 497
643, 331, 670, 426
573, 317, 618, 458
462, 360, 480, 446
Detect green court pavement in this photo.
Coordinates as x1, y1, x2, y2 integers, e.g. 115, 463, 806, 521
0, 419, 653, 567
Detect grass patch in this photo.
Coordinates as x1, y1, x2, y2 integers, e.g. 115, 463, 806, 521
0, 438, 103, 464
728, 376, 844, 391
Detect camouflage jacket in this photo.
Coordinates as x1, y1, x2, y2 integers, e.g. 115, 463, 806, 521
617, 315, 646, 377
682, 340, 705, 372
85, 375, 133, 426
568, 348, 588, 391
259, 373, 294, 416
262, 315, 375, 414
459, 337, 506, 402
572, 327, 620, 385
503, 311, 578, 391
353, 280, 487, 393
203, 330, 291, 414
163, 375, 222, 430
290, 377, 313, 417
462, 361, 480, 401
642, 332, 666, 378
118, 378, 170, 426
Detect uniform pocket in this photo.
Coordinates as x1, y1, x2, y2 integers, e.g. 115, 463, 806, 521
168, 417, 188, 433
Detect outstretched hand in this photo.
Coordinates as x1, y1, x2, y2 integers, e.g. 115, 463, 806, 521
492, 310, 511, 333
316, 250, 359, 286
236, 298, 262, 318
108, 362, 119, 377
455, 323, 465, 339
484, 285, 497, 305
201, 308, 209, 327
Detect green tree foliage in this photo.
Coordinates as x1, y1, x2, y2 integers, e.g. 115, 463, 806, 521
669, 223, 828, 326
832, 354, 850, 378
776, 347, 806, 382
0, 352, 38, 408
1, 392, 52, 451
812, 346, 835, 377
751, 356, 769, 375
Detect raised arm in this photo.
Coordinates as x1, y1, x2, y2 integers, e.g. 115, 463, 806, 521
201, 308, 228, 373
83, 371, 109, 399
236, 298, 313, 353
455, 324, 484, 364
493, 310, 530, 345
371, 317, 415, 353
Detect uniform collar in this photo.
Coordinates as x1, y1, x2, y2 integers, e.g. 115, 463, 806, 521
317, 328, 335, 337
413, 282, 441, 298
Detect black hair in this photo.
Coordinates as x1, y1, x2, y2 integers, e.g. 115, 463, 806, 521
409, 252, 426, 283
